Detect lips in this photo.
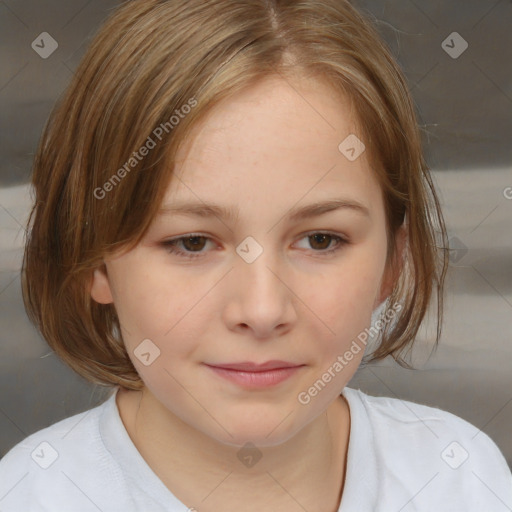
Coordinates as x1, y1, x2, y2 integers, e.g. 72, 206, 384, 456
205, 360, 302, 372
203, 360, 305, 389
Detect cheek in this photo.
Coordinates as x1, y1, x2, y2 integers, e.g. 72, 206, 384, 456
303, 250, 386, 388
110, 250, 183, 309
311, 254, 385, 338
107, 262, 191, 346
108, 261, 218, 378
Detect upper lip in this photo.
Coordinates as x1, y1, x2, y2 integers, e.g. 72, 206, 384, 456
205, 360, 303, 372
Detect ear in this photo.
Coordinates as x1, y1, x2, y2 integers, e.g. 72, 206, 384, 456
89, 263, 114, 304
374, 224, 407, 309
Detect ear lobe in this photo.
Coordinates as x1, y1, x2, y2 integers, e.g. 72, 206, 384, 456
89, 264, 114, 304
374, 225, 407, 308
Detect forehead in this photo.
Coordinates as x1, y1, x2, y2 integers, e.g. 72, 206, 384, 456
162, 75, 383, 220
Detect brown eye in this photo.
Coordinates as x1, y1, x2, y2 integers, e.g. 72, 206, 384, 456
295, 232, 348, 255
308, 233, 334, 250
181, 236, 208, 252
162, 234, 213, 260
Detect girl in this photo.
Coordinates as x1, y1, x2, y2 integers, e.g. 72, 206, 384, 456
1, 0, 511, 510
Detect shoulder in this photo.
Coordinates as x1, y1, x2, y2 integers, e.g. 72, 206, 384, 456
0, 400, 103, 469
347, 386, 480, 432
343, 387, 512, 510
0, 391, 118, 511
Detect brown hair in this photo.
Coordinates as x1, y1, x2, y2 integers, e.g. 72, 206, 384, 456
21, 0, 449, 391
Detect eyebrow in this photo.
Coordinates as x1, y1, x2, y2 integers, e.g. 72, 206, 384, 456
157, 198, 370, 223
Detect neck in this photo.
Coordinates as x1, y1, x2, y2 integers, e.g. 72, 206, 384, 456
116, 387, 350, 512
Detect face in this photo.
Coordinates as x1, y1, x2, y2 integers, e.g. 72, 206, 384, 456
91, 75, 400, 448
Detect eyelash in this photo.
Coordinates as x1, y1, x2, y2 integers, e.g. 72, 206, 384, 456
161, 232, 349, 260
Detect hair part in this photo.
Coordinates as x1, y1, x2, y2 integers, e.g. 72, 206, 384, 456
22, 0, 449, 390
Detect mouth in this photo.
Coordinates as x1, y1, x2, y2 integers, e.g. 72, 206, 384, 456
203, 361, 305, 389
207, 360, 302, 372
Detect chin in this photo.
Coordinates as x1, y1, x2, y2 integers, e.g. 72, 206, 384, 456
205, 411, 306, 449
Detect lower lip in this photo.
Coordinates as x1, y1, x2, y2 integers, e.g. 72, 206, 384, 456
205, 365, 303, 388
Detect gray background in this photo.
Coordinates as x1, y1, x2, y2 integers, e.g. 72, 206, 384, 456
0, 0, 511, 474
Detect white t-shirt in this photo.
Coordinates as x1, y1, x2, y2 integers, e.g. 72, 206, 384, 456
1, 387, 511, 511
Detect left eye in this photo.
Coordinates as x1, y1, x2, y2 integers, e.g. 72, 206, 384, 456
162, 232, 348, 260
295, 232, 346, 252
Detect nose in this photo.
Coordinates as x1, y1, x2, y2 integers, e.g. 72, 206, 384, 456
223, 241, 297, 338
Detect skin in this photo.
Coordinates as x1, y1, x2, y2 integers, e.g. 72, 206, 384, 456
90, 74, 405, 511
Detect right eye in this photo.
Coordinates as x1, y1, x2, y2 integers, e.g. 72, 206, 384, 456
161, 234, 214, 260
